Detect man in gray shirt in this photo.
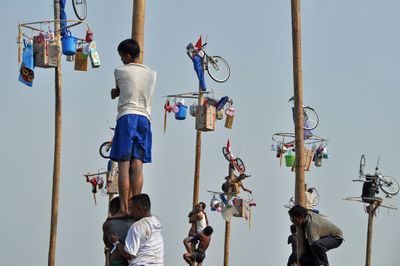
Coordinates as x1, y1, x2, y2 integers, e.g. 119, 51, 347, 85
288, 205, 343, 266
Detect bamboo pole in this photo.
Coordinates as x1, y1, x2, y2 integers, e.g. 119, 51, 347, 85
132, 0, 146, 63
366, 199, 382, 266
290, 0, 306, 262
48, 1, 62, 266
223, 164, 234, 266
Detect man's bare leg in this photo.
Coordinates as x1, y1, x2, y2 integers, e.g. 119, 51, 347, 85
130, 158, 143, 196
118, 160, 131, 215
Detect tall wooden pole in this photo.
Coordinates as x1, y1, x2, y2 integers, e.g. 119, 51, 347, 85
223, 164, 234, 266
132, 0, 146, 63
48, 1, 62, 265
291, 0, 306, 261
366, 199, 382, 266
192, 92, 203, 207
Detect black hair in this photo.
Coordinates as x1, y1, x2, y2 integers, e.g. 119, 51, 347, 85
117, 39, 140, 59
288, 205, 308, 219
130, 193, 151, 211
198, 202, 206, 210
109, 196, 120, 215
203, 226, 214, 236
290, 224, 296, 234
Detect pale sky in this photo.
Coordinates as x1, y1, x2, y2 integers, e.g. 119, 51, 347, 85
2, 1, 400, 265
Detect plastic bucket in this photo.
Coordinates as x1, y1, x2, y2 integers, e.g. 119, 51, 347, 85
285, 151, 295, 167
61, 34, 77, 55
175, 105, 187, 120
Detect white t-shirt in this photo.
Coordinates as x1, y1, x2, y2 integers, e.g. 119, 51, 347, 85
124, 216, 164, 266
305, 191, 315, 210
114, 63, 157, 121
196, 212, 207, 234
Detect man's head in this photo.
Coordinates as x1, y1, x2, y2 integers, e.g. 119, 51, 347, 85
203, 226, 213, 236
198, 202, 206, 211
109, 196, 120, 216
117, 38, 140, 64
288, 205, 308, 226
129, 193, 151, 220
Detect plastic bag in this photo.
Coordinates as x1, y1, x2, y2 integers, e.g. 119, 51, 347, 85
18, 40, 34, 87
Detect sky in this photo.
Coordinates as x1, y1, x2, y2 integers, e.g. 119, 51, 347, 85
2, 1, 400, 265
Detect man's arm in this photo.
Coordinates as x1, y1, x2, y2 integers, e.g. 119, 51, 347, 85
110, 233, 135, 261
189, 212, 203, 223
240, 183, 252, 194
102, 221, 110, 247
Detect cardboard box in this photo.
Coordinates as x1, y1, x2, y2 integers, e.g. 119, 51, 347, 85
33, 41, 59, 68
233, 198, 247, 218
89, 41, 101, 68
106, 172, 118, 195
74, 51, 88, 71
195, 105, 216, 131
291, 148, 314, 172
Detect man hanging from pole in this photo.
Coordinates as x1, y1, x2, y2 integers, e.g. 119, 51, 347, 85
288, 205, 343, 266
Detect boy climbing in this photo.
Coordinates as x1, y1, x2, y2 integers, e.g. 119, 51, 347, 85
110, 38, 157, 216
183, 226, 213, 266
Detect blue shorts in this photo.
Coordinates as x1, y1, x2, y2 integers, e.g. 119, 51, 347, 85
110, 114, 152, 163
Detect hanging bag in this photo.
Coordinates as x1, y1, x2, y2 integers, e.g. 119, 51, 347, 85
18, 40, 34, 87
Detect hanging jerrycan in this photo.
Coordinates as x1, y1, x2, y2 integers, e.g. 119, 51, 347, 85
216, 108, 224, 120
285, 150, 295, 167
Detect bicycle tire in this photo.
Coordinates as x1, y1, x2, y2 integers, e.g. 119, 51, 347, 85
222, 147, 232, 161
303, 107, 319, 130
359, 154, 366, 177
207, 56, 230, 83
379, 175, 400, 196
99, 141, 111, 159
235, 157, 246, 173
72, 0, 87, 20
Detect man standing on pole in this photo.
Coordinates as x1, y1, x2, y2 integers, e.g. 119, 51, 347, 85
110, 38, 157, 216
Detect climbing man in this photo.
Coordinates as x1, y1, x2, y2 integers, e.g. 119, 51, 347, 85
288, 205, 343, 266
183, 202, 208, 253
102, 196, 134, 266
110, 194, 164, 265
183, 226, 213, 266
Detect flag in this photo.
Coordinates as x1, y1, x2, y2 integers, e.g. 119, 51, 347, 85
195, 36, 202, 50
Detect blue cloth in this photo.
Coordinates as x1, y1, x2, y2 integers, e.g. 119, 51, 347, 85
110, 114, 152, 163
60, 0, 67, 37
192, 54, 207, 91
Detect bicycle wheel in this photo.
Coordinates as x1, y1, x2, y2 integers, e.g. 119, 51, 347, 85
72, 0, 87, 20
303, 107, 319, 130
207, 56, 230, 83
379, 176, 400, 196
99, 141, 111, 159
235, 157, 246, 173
359, 154, 366, 177
309, 187, 320, 206
222, 147, 232, 161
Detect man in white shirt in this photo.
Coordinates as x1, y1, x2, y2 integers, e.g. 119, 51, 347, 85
111, 194, 164, 266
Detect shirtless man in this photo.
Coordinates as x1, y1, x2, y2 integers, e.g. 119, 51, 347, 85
183, 226, 213, 266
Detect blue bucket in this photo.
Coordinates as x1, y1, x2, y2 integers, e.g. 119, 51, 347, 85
175, 105, 188, 120
61, 32, 77, 55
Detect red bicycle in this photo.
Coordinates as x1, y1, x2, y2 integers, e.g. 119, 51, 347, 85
222, 140, 248, 176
